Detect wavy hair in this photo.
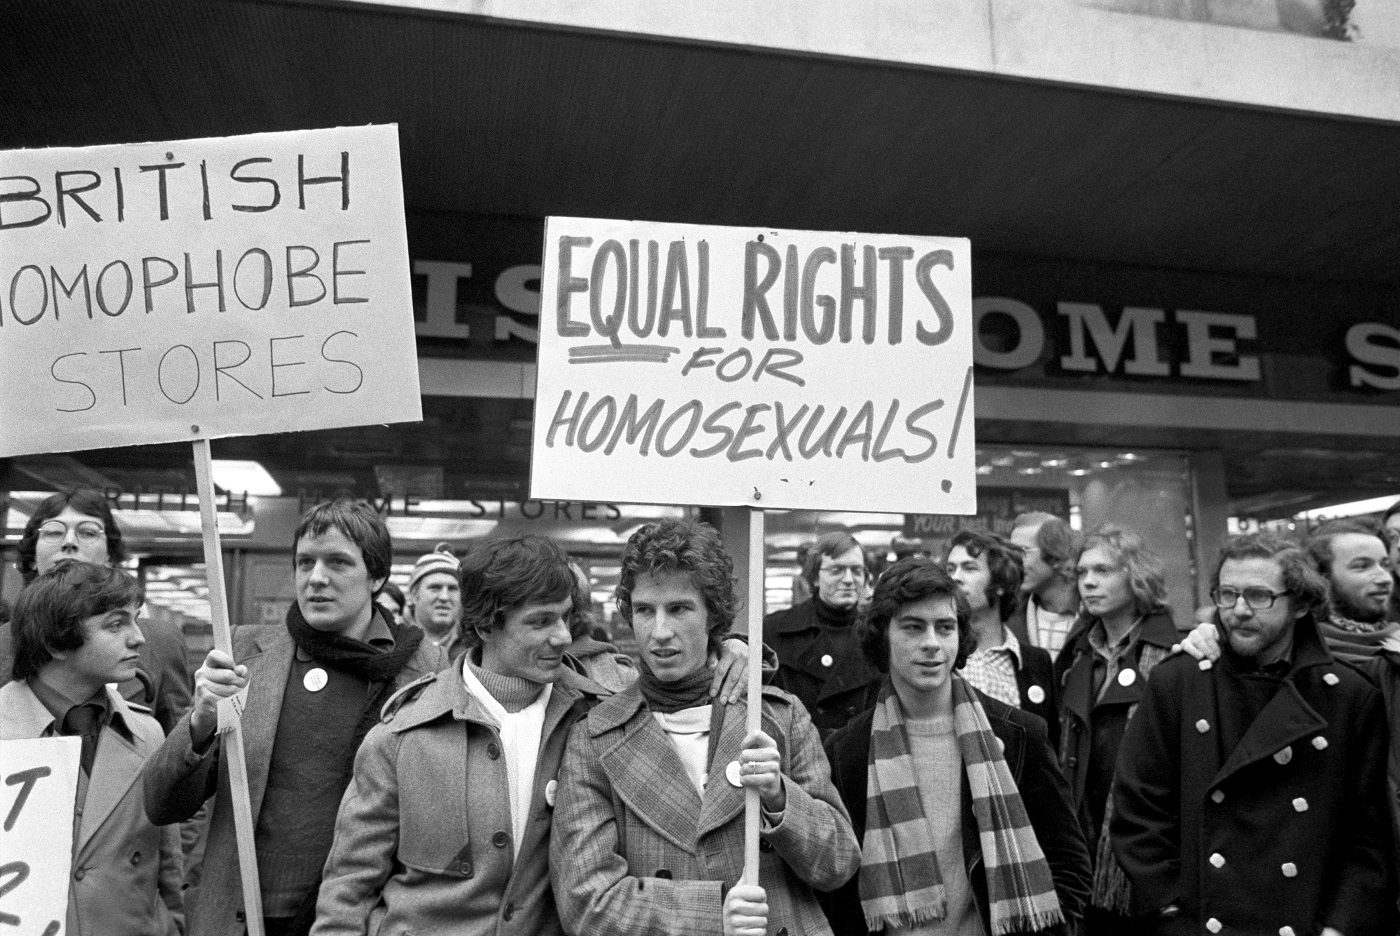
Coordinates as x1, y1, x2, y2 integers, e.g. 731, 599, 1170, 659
293, 498, 392, 584
615, 519, 738, 652
12, 562, 145, 680
459, 536, 575, 639
948, 528, 1023, 621
859, 556, 976, 673
1076, 525, 1169, 617
1303, 518, 1382, 581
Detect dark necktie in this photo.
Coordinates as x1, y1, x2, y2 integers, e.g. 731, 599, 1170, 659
63, 703, 104, 775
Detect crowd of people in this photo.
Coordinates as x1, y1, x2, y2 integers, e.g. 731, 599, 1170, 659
1, 490, 1397, 936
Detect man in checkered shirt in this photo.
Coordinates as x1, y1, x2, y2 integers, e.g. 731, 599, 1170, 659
945, 529, 1061, 754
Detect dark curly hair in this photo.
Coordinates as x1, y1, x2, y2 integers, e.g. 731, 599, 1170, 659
859, 556, 976, 673
17, 489, 126, 584
459, 536, 575, 639
1303, 518, 1382, 581
947, 529, 1023, 621
12, 562, 145, 680
615, 518, 738, 653
1215, 533, 1330, 624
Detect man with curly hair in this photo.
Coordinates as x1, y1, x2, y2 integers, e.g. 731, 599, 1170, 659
551, 518, 860, 936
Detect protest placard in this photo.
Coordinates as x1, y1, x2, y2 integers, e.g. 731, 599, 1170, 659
0, 737, 81, 936
0, 125, 421, 458
529, 218, 975, 514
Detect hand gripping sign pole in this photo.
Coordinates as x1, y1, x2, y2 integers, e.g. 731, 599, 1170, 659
193, 439, 266, 936
742, 507, 765, 887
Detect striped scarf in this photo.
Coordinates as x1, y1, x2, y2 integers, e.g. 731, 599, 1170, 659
859, 676, 1064, 935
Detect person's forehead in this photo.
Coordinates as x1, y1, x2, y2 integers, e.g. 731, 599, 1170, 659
1330, 532, 1386, 563
1078, 544, 1120, 567
84, 601, 140, 624
296, 526, 364, 559
509, 595, 572, 618
947, 544, 984, 565
1219, 556, 1285, 587
633, 570, 704, 601
822, 545, 865, 565
417, 571, 459, 589
894, 596, 958, 622
51, 506, 103, 525
1009, 525, 1041, 548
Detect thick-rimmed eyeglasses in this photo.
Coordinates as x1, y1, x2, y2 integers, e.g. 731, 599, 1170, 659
37, 520, 106, 544
1210, 587, 1290, 610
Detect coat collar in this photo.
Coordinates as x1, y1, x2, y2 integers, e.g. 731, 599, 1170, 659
237, 625, 293, 822
1061, 609, 1176, 722
389, 661, 601, 735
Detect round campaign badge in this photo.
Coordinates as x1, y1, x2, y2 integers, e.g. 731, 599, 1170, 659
726, 760, 744, 788
1118, 668, 1137, 688
303, 667, 329, 692
820, 654, 834, 668
1027, 685, 1046, 705
545, 779, 558, 808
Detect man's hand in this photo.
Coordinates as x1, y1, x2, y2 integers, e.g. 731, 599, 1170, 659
1175, 621, 1221, 663
189, 649, 248, 748
739, 730, 786, 813
711, 638, 751, 705
722, 884, 769, 936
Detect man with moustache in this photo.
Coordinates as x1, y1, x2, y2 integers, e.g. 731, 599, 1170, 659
1008, 512, 1081, 656
144, 499, 449, 936
945, 529, 1060, 752
764, 530, 880, 736
552, 518, 859, 936
1111, 533, 1394, 936
1055, 526, 1175, 935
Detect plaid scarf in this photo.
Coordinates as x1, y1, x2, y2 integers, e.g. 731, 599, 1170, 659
860, 676, 1063, 935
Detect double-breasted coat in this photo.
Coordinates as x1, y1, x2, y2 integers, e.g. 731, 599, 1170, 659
142, 620, 447, 936
820, 687, 1093, 936
0, 680, 184, 936
762, 599, 881, 737
311, 665, 605, 936
1110, 617, 1396, 936
550, 683, 861, 936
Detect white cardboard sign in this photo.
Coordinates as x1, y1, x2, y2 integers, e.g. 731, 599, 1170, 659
0, 737, 81, 936
530, 218, 976, 514
0, 125, 422, 458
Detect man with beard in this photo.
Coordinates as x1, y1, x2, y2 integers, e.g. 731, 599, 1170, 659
1112, 533, 1394, 936
1306, 519, 1396, 661
763, 530, 880, 737
143, 499, 449, 936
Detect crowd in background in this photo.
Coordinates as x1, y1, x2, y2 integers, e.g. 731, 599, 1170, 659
1, 490, 1397, 936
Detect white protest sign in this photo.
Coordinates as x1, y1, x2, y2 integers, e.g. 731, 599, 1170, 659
0, 737, 81, 936
530, 218, 976, 513
0, 125, 422, 458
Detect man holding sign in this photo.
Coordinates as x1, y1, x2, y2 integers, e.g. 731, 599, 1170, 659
550, 519, 860, 936
0, 561, 184, 936
143, 500, 447, 936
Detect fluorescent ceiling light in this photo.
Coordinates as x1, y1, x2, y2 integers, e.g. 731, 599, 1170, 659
1296, 494, 1400, 522
211, 460, 282, 497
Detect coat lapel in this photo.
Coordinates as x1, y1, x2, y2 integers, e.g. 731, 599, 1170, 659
238, 628, 293, 822
696, 702, 748, 839
1210, 672, 1327, 788
75, 694, 145, 854
594, 690, 702, 855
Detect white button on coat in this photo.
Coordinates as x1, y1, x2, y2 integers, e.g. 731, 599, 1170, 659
1211, 790, 1225, 804
1273, 746, 1292, 765
1279, 927, 1295, 936
1312, 736, 1328, 751
1196, 719, 1210, 734
1027, 685, 1046, 705
545, 779, 558, 807
1322, 672, 1339, 685
1207, 918, 1222, 933
820, 654, 834, 668
1118, 668, 1136, 688
726, 760, 744, 788
1209, 853, 1225, 868
1292, 797, 1308, 813
1280, 862, 1297, 878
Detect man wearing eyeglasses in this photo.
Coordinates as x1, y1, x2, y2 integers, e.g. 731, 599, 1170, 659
1111, 533, 1394, 936
763, 530, 880, 737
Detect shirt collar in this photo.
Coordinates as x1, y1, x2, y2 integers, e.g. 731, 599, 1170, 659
988, 624, 1023, 667
27, 677, 129, 739
1087, 615, 1143, 661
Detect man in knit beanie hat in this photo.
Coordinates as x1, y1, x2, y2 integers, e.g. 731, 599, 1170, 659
407, 545, 463, 656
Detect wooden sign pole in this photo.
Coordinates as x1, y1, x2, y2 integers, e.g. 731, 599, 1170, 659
192, 439, 266, 936
741, 506, 765, 886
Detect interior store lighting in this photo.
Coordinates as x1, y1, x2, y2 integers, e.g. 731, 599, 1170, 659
210, 460, 282, 496
1295, 494, 1400, 522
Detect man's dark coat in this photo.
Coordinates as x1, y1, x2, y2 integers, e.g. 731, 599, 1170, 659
1110, 616, 1396, 936
763, 599, 880, 737
821, 687, 1092, 936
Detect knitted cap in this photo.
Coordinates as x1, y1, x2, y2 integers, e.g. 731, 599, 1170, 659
409, 548, 459, 592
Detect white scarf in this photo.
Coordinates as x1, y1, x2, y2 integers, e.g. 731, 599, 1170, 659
461, 659, 553, 859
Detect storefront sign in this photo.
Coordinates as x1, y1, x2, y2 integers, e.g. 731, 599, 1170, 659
0, 737, 81, 936
530, 218, 976, 513
904, 486, 1072, 538
0, 126, 422, 458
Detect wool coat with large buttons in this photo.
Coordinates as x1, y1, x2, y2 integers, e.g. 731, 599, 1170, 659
762, 599, 881, 738
311, 663, 605, 936
1109, 616, 1396, 936
549, 683, 860, 936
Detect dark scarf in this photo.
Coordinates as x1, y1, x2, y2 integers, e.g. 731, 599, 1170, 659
814, 596, 858, 628
283, 601, 424, 935
637, 657, 715, 713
